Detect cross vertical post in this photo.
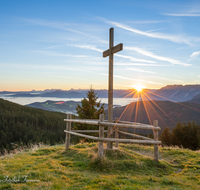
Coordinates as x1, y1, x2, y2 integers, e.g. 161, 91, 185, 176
103, 28, 123, 149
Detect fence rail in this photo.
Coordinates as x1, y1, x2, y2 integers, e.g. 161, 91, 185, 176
64, 114, 161, 161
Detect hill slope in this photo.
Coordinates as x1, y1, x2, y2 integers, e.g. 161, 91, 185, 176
0, 99, 67, 153
26, 100, 80, 114
108, 100, 200, 133
0, 143, 199, 189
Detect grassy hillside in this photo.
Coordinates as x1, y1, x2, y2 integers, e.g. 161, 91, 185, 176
0, 143, 199, 189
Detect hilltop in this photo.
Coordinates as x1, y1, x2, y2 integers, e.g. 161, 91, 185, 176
0, 143, 199, 189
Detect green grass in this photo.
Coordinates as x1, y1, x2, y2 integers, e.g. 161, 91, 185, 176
0, 143, 199, 189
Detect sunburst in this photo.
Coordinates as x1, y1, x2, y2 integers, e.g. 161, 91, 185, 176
132, 84, 145, 92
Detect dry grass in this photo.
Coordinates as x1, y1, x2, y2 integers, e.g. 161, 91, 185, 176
0, 143, 199, 190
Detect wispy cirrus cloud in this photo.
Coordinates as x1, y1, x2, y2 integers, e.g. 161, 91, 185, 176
100, 18, 200, 45
71, 44, 156, 63
69, 44, 103, 52
100, 73, 162, 85
190, 51, 200, 59
115, 63, 170, 66
126, 20, 168, 24
19, 17, 107, 44
145, 27, 168, 33
164, 13, 200, 16
125, 68, 155, 74
187, 50, 200, 62
115, 54, 156, 63
125, 47, 191, 66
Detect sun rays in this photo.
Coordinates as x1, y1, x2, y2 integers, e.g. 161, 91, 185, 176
114, 85, 200, 133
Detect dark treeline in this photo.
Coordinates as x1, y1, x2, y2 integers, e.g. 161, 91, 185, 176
159, 121, 200, 150
0, 99, 67, 155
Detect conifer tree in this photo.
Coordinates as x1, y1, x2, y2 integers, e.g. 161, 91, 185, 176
76, 88, 105, 120
73, 88, 105, 142
159, 127, 171, 146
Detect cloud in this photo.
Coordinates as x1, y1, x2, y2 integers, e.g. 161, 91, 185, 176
125, 68, 155, 74
145, 27, 168, 33
115, 63, 170, 66
126, 20, 168, 24
115, 54, 156, 63
101, 18, 199, 45
71, 44, 156, 63
190, 51, 200, 59
100, 73, 162, 85
164, 13, 200, 16
69, 44, 103, 52
125, 47, 191, 66
19, 17, 107, 44
187, 50, 200, 62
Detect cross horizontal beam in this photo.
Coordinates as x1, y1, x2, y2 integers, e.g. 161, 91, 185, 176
103, 43, 123, 57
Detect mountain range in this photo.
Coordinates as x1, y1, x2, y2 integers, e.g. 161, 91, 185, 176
2, 84, 200, 102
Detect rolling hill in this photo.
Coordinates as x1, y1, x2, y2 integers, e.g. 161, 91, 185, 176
107, 100, 200, 134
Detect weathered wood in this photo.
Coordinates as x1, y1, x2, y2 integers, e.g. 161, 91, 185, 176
103, 43, 123, 57
71, 130, 108, 133
102, 28, 123, 150
107, 28, 114, 149
65, 114, 71, 150
118, 130, 154, 141
64, 119, 98, 125
98, 114, 104, 158
64, 130, 162, 144
117, 120, 147, 125
153, 120, 159, 161
115, 117, 119, 148
64, 119, 161, 130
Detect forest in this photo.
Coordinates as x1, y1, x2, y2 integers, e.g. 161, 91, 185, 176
0, 99, 67, 155
159, 121, 200, 150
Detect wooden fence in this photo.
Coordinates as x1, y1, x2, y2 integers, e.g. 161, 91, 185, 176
64, 114, 161, 161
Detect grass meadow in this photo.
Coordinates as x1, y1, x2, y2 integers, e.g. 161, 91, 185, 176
0, 143, 199, 189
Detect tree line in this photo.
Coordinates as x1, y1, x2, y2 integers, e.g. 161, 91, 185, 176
159, 121, 200, 150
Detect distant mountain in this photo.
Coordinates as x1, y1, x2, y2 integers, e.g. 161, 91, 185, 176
26, 100, 110, 114
186, 93, 200, 104
2, 84, 200, 102
152, 85, 200, 102
40, 90, 84, 98
27, 100, 80, 114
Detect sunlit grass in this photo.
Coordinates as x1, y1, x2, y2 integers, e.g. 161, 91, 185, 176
0, 143, 199, 189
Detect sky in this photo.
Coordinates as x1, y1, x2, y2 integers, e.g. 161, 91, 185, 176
0, 0, 200, 91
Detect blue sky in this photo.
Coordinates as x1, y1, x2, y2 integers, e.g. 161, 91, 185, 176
1, 0, 200, 91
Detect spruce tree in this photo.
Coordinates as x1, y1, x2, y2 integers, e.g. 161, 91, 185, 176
76, 88, 105, 120
73, 88, 105, 142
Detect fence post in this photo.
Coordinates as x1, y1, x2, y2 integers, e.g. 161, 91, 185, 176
65, 114, 72, 150
98, 114, 104, 158
153, 120, 159, 161
115, 117, 119, 148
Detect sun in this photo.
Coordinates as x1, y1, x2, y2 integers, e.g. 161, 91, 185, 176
132, 84, 145, 92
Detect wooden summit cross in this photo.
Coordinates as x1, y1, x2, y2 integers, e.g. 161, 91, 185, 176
103, 28, 123, 149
